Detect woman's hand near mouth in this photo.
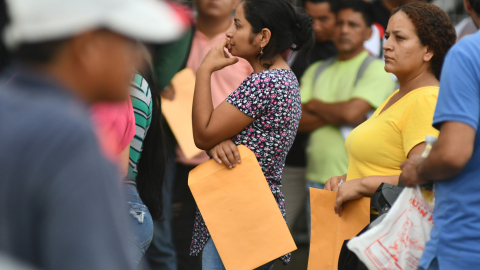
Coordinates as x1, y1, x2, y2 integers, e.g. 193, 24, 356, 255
199, 38, 239, 74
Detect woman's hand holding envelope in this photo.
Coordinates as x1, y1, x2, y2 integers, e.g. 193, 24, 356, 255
208, 140, 241, 169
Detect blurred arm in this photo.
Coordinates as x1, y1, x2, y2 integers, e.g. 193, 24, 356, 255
304, 98, 372, 126
418, 122, 475, 181
298, 104, 326, 132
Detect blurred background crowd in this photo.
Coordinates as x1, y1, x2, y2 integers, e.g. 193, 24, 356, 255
0, 0, 478, 269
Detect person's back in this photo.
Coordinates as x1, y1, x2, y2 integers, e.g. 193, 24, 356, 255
416, 3, 480, 268
0, 67, 135, 270
418, 30, 480, 269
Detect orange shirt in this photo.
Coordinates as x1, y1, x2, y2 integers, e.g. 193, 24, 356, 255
176, 28, 253, 165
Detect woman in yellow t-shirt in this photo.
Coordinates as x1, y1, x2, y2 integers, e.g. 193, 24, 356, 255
324, 3, 456, 216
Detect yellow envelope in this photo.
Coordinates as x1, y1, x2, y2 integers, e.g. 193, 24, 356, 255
189, 145, 297, 270
161, 68, 203, 159
307, 188, 370, 270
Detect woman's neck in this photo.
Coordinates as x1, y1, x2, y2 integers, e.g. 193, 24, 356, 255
397, 68, 439, 96
196, 15, 233, 41
249, 54, 290, 73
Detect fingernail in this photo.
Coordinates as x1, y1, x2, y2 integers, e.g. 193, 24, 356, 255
228, 166, 232, 169
232, 164, 236, 168
237, 160, 241, 163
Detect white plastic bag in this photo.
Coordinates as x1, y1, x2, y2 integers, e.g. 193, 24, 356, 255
347, 186, 434, 270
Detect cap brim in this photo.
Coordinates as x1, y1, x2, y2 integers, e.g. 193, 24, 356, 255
105, 0, 185, 44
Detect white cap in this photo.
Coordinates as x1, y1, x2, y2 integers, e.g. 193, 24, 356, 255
3, 0, 186, 50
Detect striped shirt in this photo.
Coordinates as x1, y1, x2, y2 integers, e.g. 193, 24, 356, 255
127, 73, 152, 180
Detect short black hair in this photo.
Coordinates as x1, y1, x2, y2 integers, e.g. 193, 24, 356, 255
337, 1, 374, 27
0, 0, 10, 71
468, 0, 480, 14
302, 0, 340, 13
12, 39, 68, 64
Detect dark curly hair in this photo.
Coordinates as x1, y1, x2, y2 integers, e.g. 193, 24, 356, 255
392, 3, 456, 80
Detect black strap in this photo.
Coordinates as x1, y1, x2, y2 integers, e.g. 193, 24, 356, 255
313, 56, 336, 88
398, 174, 405, 188
355, 55, 377, 85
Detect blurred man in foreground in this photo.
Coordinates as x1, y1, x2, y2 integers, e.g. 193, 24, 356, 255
0, 0, 183, 269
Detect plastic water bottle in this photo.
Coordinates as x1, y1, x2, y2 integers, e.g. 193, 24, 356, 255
420, 135, 437, 204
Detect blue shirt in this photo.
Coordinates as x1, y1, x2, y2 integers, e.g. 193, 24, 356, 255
420, 30, 480, 269
0, 65, 135, 270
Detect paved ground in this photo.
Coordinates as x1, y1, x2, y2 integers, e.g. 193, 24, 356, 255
272, 244, 309, 270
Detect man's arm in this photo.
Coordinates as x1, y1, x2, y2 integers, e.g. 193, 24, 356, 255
298, 104, 326, 132
418, 122, 475, 181
401, 122, 476, 186
309, 59, 394, 127
304, 98, 372, 126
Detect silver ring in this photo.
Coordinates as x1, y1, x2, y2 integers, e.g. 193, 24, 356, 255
337, 179, 344, 188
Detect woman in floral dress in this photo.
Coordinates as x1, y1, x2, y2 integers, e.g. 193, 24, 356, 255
189, 0, 315, 269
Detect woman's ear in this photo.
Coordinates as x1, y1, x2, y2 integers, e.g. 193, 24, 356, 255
423, 46, 434, 62
260, 28, 271, 48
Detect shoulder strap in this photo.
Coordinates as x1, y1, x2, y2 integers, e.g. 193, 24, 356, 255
354, 54, 377, 86
313, 56, 336, 88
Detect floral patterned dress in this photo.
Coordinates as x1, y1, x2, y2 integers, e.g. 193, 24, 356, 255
190, 69, 302, 264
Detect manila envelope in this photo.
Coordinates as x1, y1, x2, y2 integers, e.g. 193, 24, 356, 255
189, 145, 297, 270
161, 68, 203, 159
307, 188, 370, 270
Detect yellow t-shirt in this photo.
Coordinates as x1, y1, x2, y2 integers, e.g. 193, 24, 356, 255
345, 86, 440, 181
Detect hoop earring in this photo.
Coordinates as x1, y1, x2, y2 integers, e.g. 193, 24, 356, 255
260, 46, 264, 56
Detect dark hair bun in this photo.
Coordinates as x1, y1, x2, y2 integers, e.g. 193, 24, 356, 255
243, 0, 315, 68
292, 13, 314, 52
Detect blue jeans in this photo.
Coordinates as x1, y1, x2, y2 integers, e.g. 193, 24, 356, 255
417, 258, 439, 270
125, 184, 154, 266
143, 151, 177, 270
202, 238, 276, 270
306, 181, 325, 239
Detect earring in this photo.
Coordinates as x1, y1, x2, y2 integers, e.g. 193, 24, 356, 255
260, 46, 264, 55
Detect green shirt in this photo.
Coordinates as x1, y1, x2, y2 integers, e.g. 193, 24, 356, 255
153, 28, 193, 90
300, 51, 394, 184
127, 74, 153, 180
